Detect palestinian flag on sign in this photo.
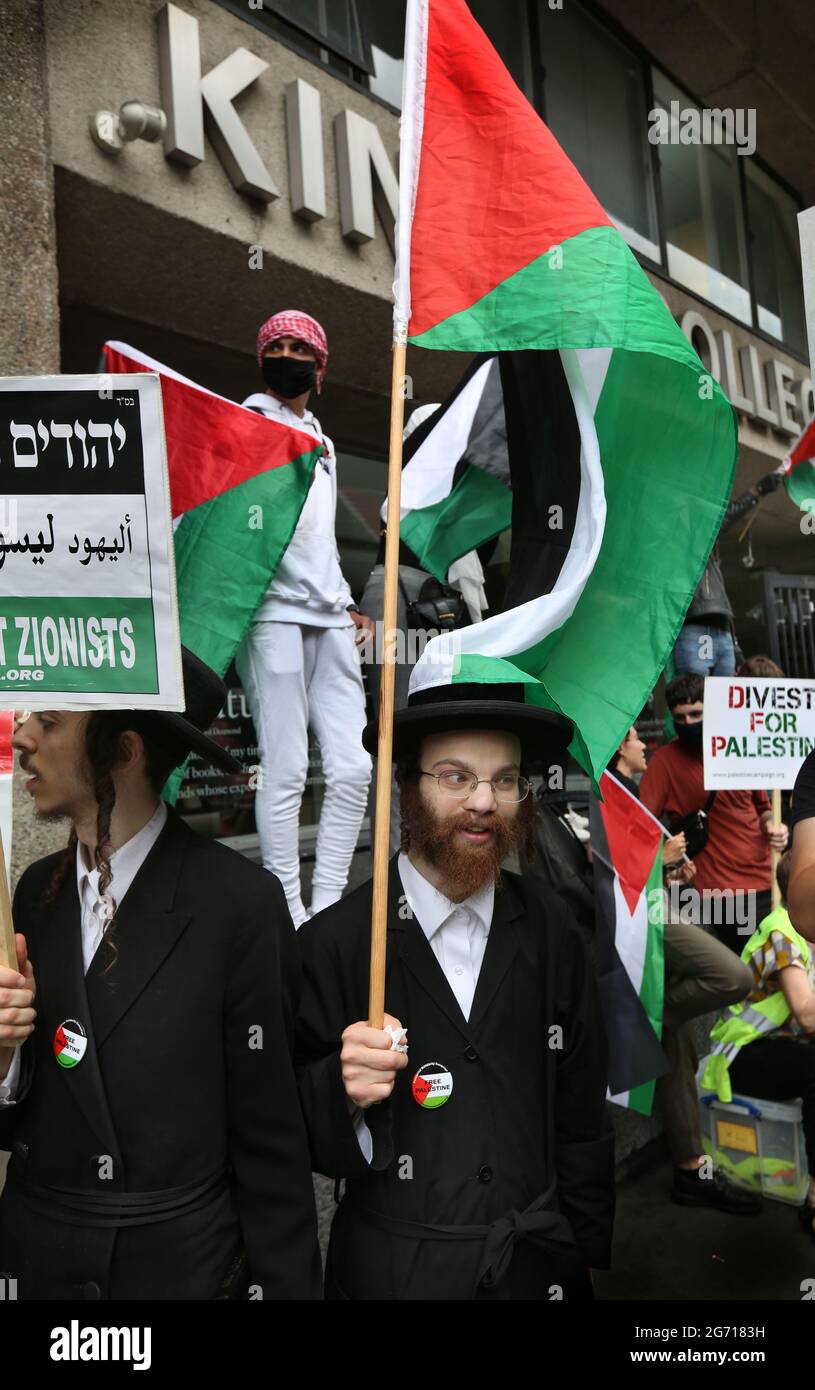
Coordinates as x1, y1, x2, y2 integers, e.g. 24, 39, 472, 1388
589, 772, 668, 1116
394, 0, 737, 781
102, 343, 322, 678
385, 355, 510, 580
783, 415, 815, 513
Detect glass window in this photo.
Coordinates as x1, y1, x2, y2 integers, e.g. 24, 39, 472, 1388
247, 0, 531, 110
538, 0, 660, 261
356, 0, 406, 108
469, 0, 533, 96
263, 0, 368, 68
745, 160, 806, 355
652, 69, 751, 323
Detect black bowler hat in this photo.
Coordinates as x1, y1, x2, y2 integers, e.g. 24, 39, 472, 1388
146, 647, 242, 774
362, 682, 573, 764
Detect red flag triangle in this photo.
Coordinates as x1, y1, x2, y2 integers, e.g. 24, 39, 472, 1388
598, 771, 663, 916
408, 0, 611, 338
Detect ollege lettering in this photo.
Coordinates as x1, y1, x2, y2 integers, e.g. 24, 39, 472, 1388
50, 1321, 151, 1371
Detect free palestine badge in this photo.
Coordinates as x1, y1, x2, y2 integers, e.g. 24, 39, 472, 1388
412, 1062, 453, 1110
53, 1019, 87, 1069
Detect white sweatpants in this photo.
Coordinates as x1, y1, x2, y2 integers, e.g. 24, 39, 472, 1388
235, 621, 372, 926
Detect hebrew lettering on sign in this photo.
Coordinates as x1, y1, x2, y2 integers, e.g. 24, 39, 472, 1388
6, 418, 128, 469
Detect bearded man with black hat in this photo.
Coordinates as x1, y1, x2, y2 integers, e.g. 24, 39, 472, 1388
0, 648, 321, 1300
295, 678, 615, 1301
235, 310, 373, 927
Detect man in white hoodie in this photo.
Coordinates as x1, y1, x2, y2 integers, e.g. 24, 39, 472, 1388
235, 310, 373, 926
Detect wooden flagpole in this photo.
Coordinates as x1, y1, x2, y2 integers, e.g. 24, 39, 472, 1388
368, 339, 408, 1028
0, 831, 16, 971
771, 786, 782, 909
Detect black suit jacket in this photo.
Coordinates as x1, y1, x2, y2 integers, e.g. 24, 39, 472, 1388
0, 808, 321, 1300
296, 859, 615, 1300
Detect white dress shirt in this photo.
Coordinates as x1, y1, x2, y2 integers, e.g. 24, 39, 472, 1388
0, 801, 167, 1104
396, 853, 495, 1020
352, 854, 496, 1161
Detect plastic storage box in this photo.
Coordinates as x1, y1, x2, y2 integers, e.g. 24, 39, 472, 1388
698, 1088, 809, 1205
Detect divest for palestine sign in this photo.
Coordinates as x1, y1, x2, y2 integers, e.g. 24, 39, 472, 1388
0, 375, 182, 709
703, 677, 815, 789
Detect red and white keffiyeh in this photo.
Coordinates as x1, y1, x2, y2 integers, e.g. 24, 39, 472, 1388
256, 310, 329, 392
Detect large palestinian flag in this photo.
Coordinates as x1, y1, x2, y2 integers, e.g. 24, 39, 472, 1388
102, 343, 322, 677
394, 0, 737, 780
589, 772, 668, 1115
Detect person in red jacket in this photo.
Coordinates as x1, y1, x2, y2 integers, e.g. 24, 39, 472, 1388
641, 674, 788, 954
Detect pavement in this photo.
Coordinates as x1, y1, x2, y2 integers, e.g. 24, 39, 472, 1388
595, 1151, 813, 1301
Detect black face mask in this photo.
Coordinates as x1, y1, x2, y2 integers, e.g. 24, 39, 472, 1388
262, 355, 316, 399
675, 719, 704, 750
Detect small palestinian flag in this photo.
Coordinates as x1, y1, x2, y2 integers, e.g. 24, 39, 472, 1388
783, 416, 815, 514
394, 0, 737, 780
589, 772, 668, 1116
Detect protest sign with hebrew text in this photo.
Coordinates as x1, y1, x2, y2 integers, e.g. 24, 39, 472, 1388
0, 374, 182, 709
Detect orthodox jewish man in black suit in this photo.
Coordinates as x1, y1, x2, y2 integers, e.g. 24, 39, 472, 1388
0, 648, 321, 1300
296, 681, 615, 1300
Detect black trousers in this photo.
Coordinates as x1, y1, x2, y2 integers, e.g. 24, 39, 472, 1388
712, 889, 772, 957
728, 1036, 815, 1172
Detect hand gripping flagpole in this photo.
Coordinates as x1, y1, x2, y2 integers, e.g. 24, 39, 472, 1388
368, 336, 407, 1028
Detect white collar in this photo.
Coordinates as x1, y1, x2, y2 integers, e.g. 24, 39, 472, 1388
397, 852, 495, 942
76, 801, 168, 909
241, 393, 333, 469
242, 391, 317, 430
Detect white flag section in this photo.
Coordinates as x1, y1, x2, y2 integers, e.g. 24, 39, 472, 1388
607, 883, 653, 1110
0, 712, 11, 893
408, 347, 607, 696
0, 374, 182, 710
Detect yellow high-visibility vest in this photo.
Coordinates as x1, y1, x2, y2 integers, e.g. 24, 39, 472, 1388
701, 907, 810, 1103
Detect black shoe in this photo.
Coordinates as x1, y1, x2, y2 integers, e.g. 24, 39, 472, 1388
798, 1200, 815, 1237
671, 1165, 763, 1214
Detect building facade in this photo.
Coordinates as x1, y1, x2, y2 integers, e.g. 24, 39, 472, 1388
2, 0, 813, 877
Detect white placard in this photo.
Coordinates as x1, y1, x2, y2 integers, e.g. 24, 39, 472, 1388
0, 374, 182, 710
703, 677, 815, 790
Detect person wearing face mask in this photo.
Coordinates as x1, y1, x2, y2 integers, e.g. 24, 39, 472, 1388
235, 311, 373, 927
640, 674, 788, 955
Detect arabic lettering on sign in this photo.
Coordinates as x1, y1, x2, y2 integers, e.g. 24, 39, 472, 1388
7, 418, 127, 469
0, 513, 55, 568
68, 514, 133, 565
0, 512, 133, 569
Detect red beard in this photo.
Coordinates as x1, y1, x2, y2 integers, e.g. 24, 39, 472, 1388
399, 779, 534, 902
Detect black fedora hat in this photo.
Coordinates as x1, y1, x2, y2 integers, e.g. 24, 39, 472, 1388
145, 647, 242, 774
362, 682, 573, 763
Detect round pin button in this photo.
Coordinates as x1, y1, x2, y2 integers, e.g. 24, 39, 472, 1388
53, 1019, 87, 1069
411, 1062, 453, 1109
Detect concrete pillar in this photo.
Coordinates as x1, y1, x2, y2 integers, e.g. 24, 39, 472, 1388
0, 0, 66, 884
